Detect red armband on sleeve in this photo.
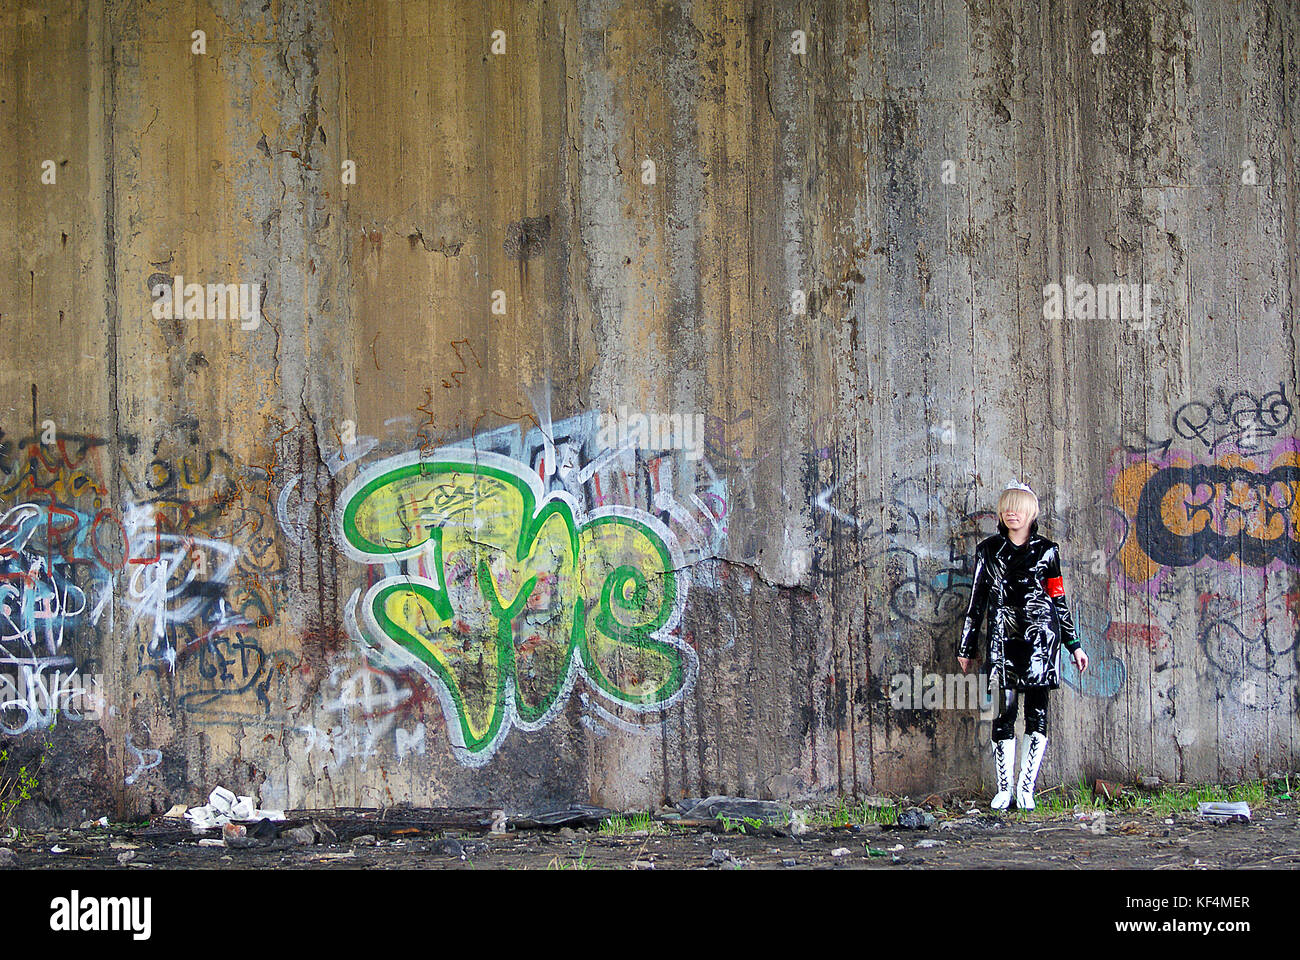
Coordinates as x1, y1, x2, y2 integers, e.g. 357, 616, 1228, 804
1044, 576, 1065, 598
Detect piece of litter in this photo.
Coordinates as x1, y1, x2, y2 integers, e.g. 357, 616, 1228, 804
197, 838, 225, 847
183, 785, 287, 830
209, 786, 237, 813
831, 847, 851, 857
887, 843, 904, 852
50, 845, 68, 854
1198, 801, 1250, 822
162, 804, 188, 819
915, 839, 947, 848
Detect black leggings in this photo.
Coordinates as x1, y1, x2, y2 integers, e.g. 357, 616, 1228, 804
992, 687, 1049, 740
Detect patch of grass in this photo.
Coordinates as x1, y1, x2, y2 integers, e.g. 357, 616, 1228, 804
1111, 779, 1270, 817
599, 812, 663, 835
716, 814, 769, 834
804, 796, 901, 828
1272, 774, 1291, 800
547, 846, 590, 870
1010, 776, 1287, 820
1021, 777, 1102, 817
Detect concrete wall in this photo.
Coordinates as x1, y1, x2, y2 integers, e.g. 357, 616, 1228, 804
1, 0, 1296, 824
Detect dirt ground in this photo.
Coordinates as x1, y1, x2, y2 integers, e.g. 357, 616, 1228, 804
4, 793, 1298, 870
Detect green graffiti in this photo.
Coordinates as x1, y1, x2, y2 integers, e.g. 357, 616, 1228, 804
337, 451, 690, 762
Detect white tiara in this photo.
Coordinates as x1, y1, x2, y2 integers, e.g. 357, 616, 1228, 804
1003, 480, 1035, 494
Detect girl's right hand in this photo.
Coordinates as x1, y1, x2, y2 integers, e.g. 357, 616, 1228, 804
957, 657, 972, 673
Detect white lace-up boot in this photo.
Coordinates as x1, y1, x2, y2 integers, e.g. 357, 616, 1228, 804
990, 738, 1015, 810
1016, 732, 1047, 810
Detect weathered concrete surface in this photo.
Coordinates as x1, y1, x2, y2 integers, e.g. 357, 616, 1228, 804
0, 0, 1297, 826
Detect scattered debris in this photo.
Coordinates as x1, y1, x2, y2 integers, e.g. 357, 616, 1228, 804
831, 847, 851, 857
352, 834, 378, 847
223, 822, 256, 849
50, 845, 68, 854
1093, 779, 1122, 802
894, 807, 935, 830
1082, 812, 1108, 835
789, 809, 812, 836
630, 860, 655, 870
432, 837, 465, 858
287, 826, 318, 846
489, 810, 508, 835
940, 815, 1003, 831
249, 819, 282, 840
197, 839, 225, 848
116, 851, 135, 865
162, 804, 188, 819
915, 839, 947, 848
707, 846, 750, 867
781, 858, 797, 867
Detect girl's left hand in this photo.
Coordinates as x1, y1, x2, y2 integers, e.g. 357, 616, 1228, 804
1072, 648, 1089, 672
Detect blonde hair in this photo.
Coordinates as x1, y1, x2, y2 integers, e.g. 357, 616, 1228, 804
997, 487, 1039, 523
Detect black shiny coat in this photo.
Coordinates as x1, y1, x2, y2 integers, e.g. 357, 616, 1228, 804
957, 522, 1080, 690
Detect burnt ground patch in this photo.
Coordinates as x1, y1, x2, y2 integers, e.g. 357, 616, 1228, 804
3, 794, 1298, 870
